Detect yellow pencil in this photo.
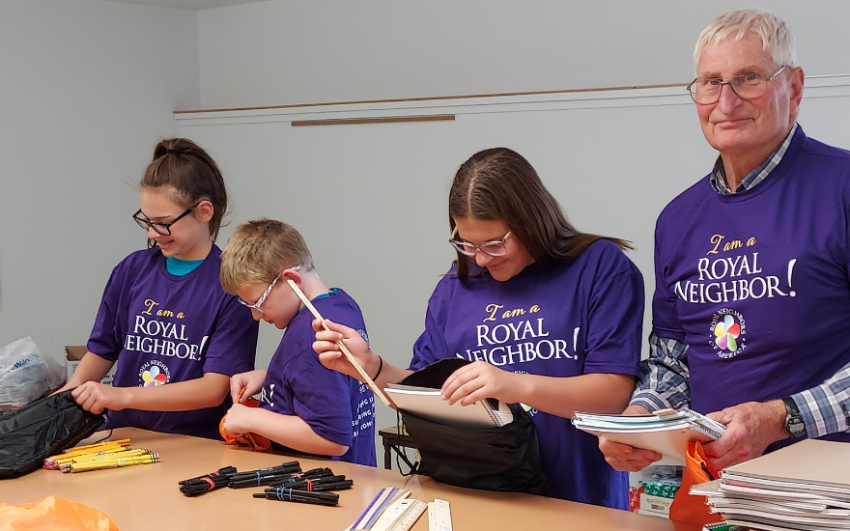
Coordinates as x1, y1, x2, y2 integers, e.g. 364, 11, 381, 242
62, 439, 131, 454
51, 442, 130, 460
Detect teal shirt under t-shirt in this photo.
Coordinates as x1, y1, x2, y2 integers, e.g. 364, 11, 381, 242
165, 256, 204, 276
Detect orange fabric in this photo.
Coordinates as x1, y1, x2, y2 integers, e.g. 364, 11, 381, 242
219, 396, 272, 452
668, 440, 724, 526
0, 495, 118, 531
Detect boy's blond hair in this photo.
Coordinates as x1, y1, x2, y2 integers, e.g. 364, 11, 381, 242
220, 218, 315, 295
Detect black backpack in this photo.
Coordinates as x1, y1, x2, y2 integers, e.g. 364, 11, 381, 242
396, 358, 550, 496
0, 390, 105, 479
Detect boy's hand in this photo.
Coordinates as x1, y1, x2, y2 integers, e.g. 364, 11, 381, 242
230, 370, 267, 403
222, 403, 255, 437
71, 382, 129, 414
312, 318, 376, 380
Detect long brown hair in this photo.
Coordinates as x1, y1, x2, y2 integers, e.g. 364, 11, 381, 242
448, 147, 631, 278
141, 138, 228, 245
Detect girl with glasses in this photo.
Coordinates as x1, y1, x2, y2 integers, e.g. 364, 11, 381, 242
313, 147, 643, 508
56, 138, 258, 440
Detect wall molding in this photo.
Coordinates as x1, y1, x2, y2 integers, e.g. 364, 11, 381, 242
175, 75, 850, 128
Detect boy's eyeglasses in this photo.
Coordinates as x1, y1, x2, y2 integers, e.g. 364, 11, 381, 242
449, 226, 512, 257
133, 203, 199, 236
238, 266, 302, 314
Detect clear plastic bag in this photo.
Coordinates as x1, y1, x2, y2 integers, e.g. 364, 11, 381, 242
0, 337, 66, 407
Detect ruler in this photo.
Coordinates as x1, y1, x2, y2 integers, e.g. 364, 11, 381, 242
371, 499, 427, 531
428, 499, 452, 531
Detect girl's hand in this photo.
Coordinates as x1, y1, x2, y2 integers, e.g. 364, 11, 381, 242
71, 382, 129, 414
441, 361, 522, 406
312, 319, 378, 380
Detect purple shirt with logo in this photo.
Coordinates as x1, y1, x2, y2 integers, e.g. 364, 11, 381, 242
258, 289, 376, 467
88, 246, 258, 440
410, 239, 643, 508
653, 127, 850, 446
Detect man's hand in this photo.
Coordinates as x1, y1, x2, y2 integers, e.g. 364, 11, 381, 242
703, 400, 788, 470
598, 405, 664, 472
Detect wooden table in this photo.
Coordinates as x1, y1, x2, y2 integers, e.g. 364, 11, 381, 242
378, 425, 419, 470
0, 428, 700, 531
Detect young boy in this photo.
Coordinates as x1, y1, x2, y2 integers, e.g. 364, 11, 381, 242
219, 219, 376, 466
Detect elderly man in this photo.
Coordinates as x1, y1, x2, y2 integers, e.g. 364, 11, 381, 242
601, 8, 850, 473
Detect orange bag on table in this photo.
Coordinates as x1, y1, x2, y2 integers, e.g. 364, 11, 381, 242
0, 495, 117, 531
219, 393, 271, 452
668, 440, 724, 526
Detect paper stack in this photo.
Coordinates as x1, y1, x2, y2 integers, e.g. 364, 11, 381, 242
690, 439, 850, 531
384, 384, 514, 428
571, 408, 726, 464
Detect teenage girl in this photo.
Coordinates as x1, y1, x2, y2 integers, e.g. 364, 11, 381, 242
313, 147, 643, 508
59, 138, 258, 440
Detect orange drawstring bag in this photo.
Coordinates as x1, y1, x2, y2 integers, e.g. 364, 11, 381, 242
0, 495, 118, 531
219, 392, 272, 452
668, 440, 724, 526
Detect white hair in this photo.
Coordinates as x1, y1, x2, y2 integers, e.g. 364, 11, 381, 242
694, 9, 796, 74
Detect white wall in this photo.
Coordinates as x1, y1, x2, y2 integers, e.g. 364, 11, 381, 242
196, 0, 850, 110
0, 0, 199, 362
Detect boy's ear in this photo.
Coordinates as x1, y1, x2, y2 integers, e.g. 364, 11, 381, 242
281, 266, 302, 285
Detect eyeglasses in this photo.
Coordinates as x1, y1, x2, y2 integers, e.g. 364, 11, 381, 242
237, 266, 301, 314
133, 203, 199, 236
687, 66, 788, 104
449, 226, 512, 257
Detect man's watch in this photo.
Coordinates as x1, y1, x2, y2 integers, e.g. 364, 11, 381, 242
782, 397, 806, 439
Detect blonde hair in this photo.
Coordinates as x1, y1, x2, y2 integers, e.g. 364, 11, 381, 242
694, 9, 796, 74
220, 219, 314, 295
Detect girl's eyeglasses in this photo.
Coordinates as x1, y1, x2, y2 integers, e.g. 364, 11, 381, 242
133, 203, 199, 236
449, 226, 511, 257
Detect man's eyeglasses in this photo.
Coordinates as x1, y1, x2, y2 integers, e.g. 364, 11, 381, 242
687, 66, 788, 104
133, 203, 199, 236
237, 266, 301, 314
449, 227, 512, 257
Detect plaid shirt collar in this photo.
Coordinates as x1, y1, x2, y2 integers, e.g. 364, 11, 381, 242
710, 122, 798, 195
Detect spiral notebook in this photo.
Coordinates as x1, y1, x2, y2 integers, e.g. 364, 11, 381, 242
384, 384, 514, 428
572, 409, 726, 464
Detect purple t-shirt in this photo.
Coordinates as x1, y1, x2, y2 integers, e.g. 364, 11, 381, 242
410, 239, 643, 508
653, 127, 850, 447
88, 246, 258, 440
257, 288, 376, 467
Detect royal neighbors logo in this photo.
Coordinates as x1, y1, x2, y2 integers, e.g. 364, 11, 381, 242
709, 309, 746, 358
139, 360, 171, 387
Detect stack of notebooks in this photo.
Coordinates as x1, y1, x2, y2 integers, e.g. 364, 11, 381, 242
384, 384, 514, 428
690, 439, 850, 531
571, 408, 726, 464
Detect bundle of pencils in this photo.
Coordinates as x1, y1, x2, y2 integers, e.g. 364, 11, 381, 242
43, 439, 132, 469
253, 487, 339, 507
179, 466, 238, 496
43, 439, 160, 473
227, 461, 306, 489
267, 474, 353, 492
61, 452, 160, 473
